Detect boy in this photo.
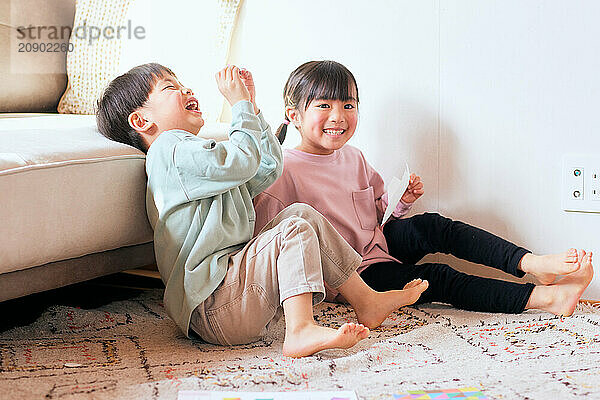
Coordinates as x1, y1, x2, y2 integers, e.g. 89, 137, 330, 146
96, 63, 429, 357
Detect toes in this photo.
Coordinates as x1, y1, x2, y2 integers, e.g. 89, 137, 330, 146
348, 323, 363, 335
406, 280, 428, 302
340, 323, 352, 334
341, 323, 368, 338
354, 323, 368, 336
566, 248, 578, 261
359, 326, 370, 339
403, 279, 422, 289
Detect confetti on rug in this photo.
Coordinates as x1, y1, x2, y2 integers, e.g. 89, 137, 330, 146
0, 289, 598, 399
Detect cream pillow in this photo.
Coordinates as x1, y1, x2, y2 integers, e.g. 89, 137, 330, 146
57, 0, 135, 115
58, 0, 241, 123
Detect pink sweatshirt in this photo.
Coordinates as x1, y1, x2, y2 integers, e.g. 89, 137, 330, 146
253, 145, 412, 299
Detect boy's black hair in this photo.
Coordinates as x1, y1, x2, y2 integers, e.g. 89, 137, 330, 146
96, 63, 176, 153
276, 60, 359, 144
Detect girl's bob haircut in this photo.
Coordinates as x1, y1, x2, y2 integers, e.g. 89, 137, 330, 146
276, 60, 358, 144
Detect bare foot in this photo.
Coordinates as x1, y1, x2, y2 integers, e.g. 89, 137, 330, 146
282, 322, 369, 358
527, 251, 593, 316
520, 248, 580, 284
354, 279, 429, 329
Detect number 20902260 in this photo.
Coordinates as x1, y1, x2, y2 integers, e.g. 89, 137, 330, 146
18, 42, 74, 53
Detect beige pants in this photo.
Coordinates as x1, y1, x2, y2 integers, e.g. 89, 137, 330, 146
190, 203, 362, 345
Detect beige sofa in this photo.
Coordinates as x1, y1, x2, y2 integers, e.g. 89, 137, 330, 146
0, 0, 155, 301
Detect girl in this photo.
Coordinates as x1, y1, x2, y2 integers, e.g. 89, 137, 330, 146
254, 60, 594, 317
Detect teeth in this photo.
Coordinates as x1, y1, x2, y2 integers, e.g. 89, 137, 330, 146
323, 129, 343, 135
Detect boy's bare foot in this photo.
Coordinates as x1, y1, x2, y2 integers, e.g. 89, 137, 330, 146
282, 322, 369, 358
354, 279, 429, 329
519, 248, 580, 284
526, 251, 593, 316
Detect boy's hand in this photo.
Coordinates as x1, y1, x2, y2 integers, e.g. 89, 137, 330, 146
215, 65, 251, 107
239, 68, 259, 114
401, 173, 424, 204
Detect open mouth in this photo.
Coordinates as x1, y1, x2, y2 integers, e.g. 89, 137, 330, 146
185, 98, 201, 113
323, 128, 345, 136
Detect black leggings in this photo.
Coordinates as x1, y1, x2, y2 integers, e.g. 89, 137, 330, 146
360, 213, 535, 313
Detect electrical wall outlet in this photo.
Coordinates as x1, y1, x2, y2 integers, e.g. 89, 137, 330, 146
567, 166, 584, 200
592, 169, 600, 201
562, 155, 600, 212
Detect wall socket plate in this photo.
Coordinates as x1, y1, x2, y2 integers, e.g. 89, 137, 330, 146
592, 169, 600, 201
562, 155, 600, 213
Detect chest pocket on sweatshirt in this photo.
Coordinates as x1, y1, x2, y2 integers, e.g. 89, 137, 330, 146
352, 186, 377, 231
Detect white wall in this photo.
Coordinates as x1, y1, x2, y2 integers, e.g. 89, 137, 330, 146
227, 0, 600, 299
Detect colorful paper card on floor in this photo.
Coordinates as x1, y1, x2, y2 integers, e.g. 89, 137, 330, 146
393, 387, 488, 399
178, 391, 358, 400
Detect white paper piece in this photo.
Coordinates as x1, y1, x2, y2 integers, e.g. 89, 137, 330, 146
177, 391, 358, 400
381, 162, 410, 226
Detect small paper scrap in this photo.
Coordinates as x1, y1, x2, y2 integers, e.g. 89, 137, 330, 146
178, 391, 357, 400
381, 162, 410, 226
393, 387, 489, 399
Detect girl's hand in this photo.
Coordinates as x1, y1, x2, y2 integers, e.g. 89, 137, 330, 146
215, 65, 251, 106
239, 68, 259, 114
401, 173, 424, 204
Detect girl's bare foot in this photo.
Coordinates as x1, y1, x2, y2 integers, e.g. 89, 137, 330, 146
519, 248, 580, 284
526, 251, 593, 316
282, 322, 369, 358
354, 279, 429, 329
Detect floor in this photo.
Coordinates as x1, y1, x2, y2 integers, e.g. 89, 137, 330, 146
0, 271, 164, 334
1, 273, 599, 399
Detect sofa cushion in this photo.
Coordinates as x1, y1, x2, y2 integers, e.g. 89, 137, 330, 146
0, 114, 153, 274
0, 0, 75, 112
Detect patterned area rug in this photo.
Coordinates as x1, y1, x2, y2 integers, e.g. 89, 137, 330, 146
1, 285, 599, 399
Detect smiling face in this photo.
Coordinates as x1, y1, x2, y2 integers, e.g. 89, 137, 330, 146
290, 89, 358, 155
141, 74, 204, 135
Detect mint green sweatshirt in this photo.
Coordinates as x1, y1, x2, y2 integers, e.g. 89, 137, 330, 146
145, 100, 283, 336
